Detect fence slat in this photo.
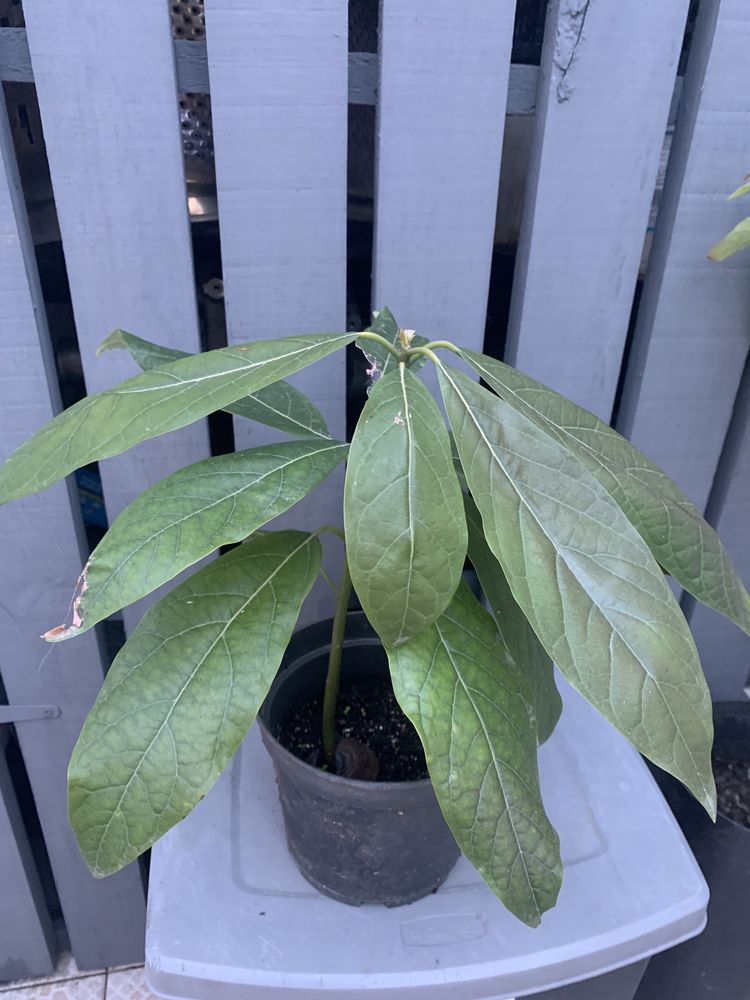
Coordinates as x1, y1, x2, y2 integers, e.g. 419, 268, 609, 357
0, 734, 56, 982
688, 358, 750, 699
23, 1, 211, 632
505, 0, 689, 421
373, 0, 515, 353
205, 0, 348, 621
616, 0, 750, 510
0, 100, 145, 971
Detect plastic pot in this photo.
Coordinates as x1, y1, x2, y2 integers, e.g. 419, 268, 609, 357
257, 612, 460, 907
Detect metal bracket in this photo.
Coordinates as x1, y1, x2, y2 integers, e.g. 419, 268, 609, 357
0, 705, 61, 725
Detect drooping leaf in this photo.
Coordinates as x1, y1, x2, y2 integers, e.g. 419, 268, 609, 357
0, 332, 353, 504
344, 367, 467, 647
68, 530, 320, 877
708, 216, 750, 261
439, 363, 716, 816
464, 493, 561, 744
388, 582, 562, 926
355, 307, 428, 391
461, 348, 750, 638
99, 330, 331, 440
45, 440, 347, 642
728, 176, 750, 201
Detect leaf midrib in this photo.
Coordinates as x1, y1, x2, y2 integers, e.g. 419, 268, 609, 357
241, 389, 330, 439
433, 618, 543, 921
466, 355, 698, 530
86, 443, 345, 613
396, 365, 417, 645
440, 363, 711, 805
86, 534, 315, 874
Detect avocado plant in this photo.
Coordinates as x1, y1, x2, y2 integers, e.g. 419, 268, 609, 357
1, 307, 748, 928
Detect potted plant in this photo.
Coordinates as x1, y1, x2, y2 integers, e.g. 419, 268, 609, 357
0, 307, 748, 927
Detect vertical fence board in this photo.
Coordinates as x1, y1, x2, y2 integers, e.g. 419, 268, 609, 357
505, 0, 689, 421
688, 359, 750, 699
23, 1, 210, 632
616, 0, 750, 511
0, 101, 145, 971
0, 735, 56, 982
373, 0, 515, 354
205, 0, 348, 620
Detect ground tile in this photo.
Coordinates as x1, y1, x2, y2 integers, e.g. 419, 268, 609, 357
1, 976, 105, 999
104, 968, 156, 999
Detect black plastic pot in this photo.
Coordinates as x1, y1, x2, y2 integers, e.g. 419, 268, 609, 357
635, 702, 750, 1000
258, 612, 460, 907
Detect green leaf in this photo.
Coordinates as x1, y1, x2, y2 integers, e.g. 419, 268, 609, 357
439, 363, 716, 816
99, 330, 331, 440
462, 349, 750, 638
0, 332, 353, 505
344, 367, 467, 647
44, 440, 347, 642
728, 176, 750, 201
355, 307, 428, 389
388, 582, 562, 926
464, 494, 562, 744
708, 216, 750, 261
68, 530, 321, 877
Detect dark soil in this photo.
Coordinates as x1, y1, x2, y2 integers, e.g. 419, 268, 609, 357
715, 756, 750, 828
277, 677, 428, 783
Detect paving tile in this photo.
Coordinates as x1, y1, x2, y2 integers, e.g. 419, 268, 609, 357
0, 976, 105, 999
0, 954, 102, 995
104, 968, 156, 999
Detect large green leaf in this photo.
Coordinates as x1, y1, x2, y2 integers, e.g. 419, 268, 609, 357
464, 494, 561, 744
44, 440, 347, 642
0, 332, 353, 504
355, 307, 428, 389
388, 583, 562, 926
344, 367, 467, 646
439, 363, 716, 816
68, 530, 320, 877
708, 216, 750, 261
461, 348, 750, 638
99, 330, 331, 440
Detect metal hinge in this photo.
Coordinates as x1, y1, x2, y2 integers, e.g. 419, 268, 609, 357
0, 705, 61, 725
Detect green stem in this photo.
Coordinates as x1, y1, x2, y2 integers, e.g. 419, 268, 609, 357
406, 345, 441, 365
419, 339, 462, 354
322, 555, 352, 762
357, 330, 403, 360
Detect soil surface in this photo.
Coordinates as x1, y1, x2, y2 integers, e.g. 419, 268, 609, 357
277, 677, 428, 783
715, 756, 750, 828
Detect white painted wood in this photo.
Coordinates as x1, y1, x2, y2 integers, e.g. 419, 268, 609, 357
23, 1, 210, 632
205, 0, 348, 621
373, 0, 515, 354
0, 734, 56, 982
0, 99, 145, 971
688, 361, 750, 700
505, 0, 690, 421
0, 30, 546, 117
617, 0, 750, 511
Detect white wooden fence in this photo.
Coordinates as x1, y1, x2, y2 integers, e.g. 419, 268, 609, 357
1, 0, 748, 980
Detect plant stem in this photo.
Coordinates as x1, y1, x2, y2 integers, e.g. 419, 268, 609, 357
322, 555, 352, 762
419, 339, 461, 355
357, 330, 403, 360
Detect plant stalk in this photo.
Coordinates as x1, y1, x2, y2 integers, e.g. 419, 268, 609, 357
322, 555, 352, 763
